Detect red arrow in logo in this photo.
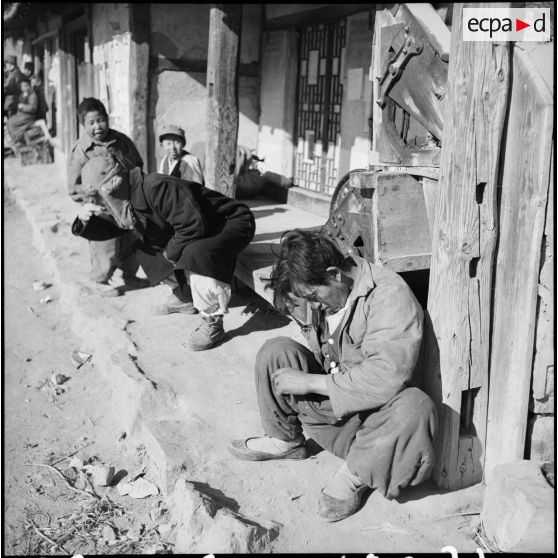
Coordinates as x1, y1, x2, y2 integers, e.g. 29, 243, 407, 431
516, 18, 530, 31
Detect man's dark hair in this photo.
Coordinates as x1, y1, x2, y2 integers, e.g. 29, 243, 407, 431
19, 78, 31, 87
265, 229, 355, 314
23, 61, 34, 73
77, 97, 108, 124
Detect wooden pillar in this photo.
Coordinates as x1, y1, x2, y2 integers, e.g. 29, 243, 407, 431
484, 46, 553, 471
423, 3, 510, 490
205, 4, 242, 196
58, 31, 78, 154
129, 3, 150, 167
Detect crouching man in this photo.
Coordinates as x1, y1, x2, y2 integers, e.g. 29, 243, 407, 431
229, 230, 437, 521
71, 153, 255, 351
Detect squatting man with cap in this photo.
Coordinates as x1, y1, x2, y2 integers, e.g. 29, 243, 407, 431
229, 230, 437, 521
71, 153, 255, 351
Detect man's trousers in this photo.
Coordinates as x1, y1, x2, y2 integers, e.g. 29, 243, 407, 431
255, 336, 438, 499
88, 231, 139, 283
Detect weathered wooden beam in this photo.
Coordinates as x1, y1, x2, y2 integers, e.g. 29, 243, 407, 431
370, 7, 397, 166
403, 3, 450, 61
59, 32, 79, 153
484, 46, 553, 472
264, 4, 370, 30
129, 3, 150, 167
423, 3, 510, 490
205, 4, 242, 197
531, 150, 554, 416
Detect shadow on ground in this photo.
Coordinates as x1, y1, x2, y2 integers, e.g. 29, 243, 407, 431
226, 309, 291, 341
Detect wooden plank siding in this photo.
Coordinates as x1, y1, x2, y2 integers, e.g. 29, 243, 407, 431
484, 46, 553, 472
205, 4, 242, 197
423, 3, 510, 490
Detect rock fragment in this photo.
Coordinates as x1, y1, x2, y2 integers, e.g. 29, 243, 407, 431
68, 456, 85, 470
51, 373, 70, 385
90, 465, 115, 487
170, 478, 280, 553
101, 524, 117, 543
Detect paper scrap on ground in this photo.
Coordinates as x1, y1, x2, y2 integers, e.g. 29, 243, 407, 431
32, 280, 51, 291
117, 477, 159, 498
71, 350, 93, 368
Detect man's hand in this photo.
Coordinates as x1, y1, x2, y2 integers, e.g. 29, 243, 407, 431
271, 367, 328, 396
78, 203, 105, 222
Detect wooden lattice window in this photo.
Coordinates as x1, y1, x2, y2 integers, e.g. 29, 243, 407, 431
294, 18, 346, 195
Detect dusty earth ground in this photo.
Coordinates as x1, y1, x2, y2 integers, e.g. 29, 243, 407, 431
3, 193, 177, 554
3, 156, 488, 554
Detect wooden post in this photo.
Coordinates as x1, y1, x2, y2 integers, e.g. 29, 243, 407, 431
423, 3, 510, 490
205, 4, 242, 197
129, 3, 150, 167
484, 46, 553, 471
59, 33, 78, 154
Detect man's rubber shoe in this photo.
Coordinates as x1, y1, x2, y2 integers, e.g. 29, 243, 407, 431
228, 438, 309, 461
317, 485, 368, 522
151, 300, 198, 315
184, 315, 225, 351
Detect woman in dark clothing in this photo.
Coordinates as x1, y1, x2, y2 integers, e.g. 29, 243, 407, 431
72, 154, 256, 351
7, 78, 38, 146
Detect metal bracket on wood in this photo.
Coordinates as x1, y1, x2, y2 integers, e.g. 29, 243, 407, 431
376, 26, 423, 109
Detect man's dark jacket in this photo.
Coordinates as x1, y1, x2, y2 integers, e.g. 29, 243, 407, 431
72, 169, 255, 285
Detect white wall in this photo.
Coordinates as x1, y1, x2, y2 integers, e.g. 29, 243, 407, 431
91, 3, 133, 136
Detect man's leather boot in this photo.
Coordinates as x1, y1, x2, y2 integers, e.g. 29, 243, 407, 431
185, 315, 225, 351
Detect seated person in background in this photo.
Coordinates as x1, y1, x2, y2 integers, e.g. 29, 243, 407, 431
229, 230, 437, 522
158, 124, 205, 185
7, 78, 38, 146
3, 54, 23, 117
72, 154, 255, 351
67, 97, 147, 297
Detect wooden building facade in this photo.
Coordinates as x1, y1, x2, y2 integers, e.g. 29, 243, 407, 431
3, 2, 554, 491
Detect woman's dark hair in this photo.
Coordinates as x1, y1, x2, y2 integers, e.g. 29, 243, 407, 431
77, 97, 108, 124
265, 229, 354, 314
23, 61, 34, 73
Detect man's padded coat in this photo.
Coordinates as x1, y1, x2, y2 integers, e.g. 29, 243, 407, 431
72, 169, 255, 285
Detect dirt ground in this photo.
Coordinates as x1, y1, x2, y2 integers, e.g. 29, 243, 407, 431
3, 157, 488, 554
3, 193, 176, 555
